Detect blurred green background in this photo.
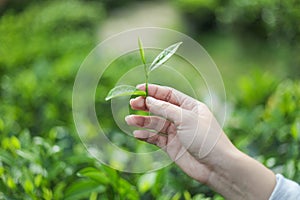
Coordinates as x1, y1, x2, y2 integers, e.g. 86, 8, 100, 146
0, 0, 299, 199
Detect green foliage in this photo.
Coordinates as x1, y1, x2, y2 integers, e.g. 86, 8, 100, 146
172, 0, 300, 77
137, 172, 157, 194
236, 70, 278, 107
0, 129, 94, 199
68, 166, 140, 200
227, 74, 300, 183
173, 0, 300, 41
0, 0, 104, 135
0, 0, 105, 199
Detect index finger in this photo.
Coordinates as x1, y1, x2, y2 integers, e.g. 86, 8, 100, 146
137, 83, 201, 111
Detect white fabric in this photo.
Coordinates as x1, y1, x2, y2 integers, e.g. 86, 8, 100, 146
269, 174, 300, 200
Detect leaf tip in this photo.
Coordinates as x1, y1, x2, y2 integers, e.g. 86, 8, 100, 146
148, 41, 183, 72
138, 37, 146, 65
174, 41, 183, 49
138, 37, 143, 49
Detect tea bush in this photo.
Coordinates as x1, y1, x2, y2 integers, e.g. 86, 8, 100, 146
172, 0, 300, 77
172, 0, 300, 41
0, 1, 106, 199
227, 76, 300, 183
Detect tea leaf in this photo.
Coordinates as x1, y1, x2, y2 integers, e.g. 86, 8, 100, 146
64, 179, 105, 200
138, 37, 146, 65
77, 167, 110, 185
105, 85, 146, 101
148, 42, 182, 72
137, 172, 157, 194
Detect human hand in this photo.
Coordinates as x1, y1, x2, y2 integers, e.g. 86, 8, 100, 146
125, 83, 234, 182
126, 84, 230, 159
125, 84, 276, 200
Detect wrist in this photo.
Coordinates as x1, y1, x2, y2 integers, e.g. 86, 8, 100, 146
199, 131, 238, 166
202, 133, 276, 200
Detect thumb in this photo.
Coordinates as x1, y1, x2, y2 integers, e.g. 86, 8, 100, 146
146, 96, 183, 125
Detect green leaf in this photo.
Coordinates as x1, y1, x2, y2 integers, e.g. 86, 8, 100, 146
16, 150, 36, 162
137, 172, 157, 194
291, 119, 300, 140
149, 42, 182, 72
105, 85, 146, 101
6, 176, 16, 189
77, 167, 110, 185
138, 37, 146, 65
64, 179, 106, 200
171, 192, 181, 200
42, 187, 53, 200
89, 192, 98, 200
23, 179, 34, 194
10, 136, 21, 149
183, 191, 191, 200
118, 178, 139, 199
0, 150, 14, 166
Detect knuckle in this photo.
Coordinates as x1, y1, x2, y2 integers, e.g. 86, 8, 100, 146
142, 117, 151, 127
164, 88, 173, 102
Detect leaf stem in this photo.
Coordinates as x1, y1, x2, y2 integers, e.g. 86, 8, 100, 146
138, 38, 149, 96
144, 65, 148, 96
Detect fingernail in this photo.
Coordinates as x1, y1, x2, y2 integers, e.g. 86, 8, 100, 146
136, 83, 144, 88
146, 96, 155, 104
129, 98, 134, 104
125, 115, 132, 123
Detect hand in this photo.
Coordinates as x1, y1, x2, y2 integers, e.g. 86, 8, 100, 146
125, 83, 234, 182
125, 84, 276, 200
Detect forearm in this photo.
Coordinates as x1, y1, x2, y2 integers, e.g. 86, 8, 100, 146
203, 134, 276, 200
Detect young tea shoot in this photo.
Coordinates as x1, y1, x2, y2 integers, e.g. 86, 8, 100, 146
105, 39, 182, 101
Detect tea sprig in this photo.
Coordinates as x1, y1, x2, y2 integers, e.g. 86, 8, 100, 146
105, 39, 182, 101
